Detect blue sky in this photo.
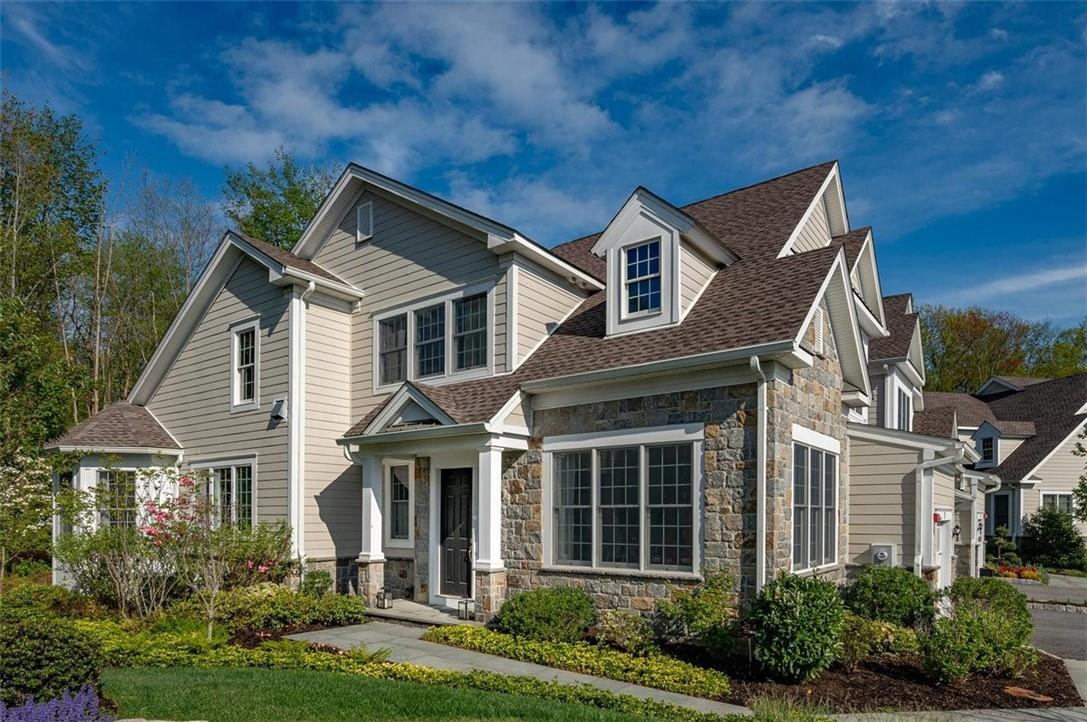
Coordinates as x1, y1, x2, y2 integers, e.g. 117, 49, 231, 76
3, 1, 1085, 325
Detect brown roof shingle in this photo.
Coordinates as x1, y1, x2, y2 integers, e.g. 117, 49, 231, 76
48, 402, 180, 451
233, 231, 350, 285
912, 407, 958, 439
869, 294, 917, 362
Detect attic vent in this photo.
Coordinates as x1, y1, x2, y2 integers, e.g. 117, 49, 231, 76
813, 306, 825, 355
357, 201, 373, 243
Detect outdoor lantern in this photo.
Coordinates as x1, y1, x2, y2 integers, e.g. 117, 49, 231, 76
953, 524, 962, 540
375, 588, 393, 609
458, 597, 476, 620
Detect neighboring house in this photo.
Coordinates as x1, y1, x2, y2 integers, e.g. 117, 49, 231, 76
920, 374, 1087, 540
52, 159, 989, 618
846, 294, 997, 585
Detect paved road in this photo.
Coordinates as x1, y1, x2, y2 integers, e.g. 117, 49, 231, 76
1015, 575, 1087, 605
1031, 608, 1087, 661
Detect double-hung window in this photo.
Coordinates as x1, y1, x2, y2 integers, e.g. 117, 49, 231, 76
1042, 493, 1074, 516
549, 428, 700, 574
210, 464, 254, 528
454, 293, 487, 371
792, 442, 838, 571
379, 315, 408, 385
979, 437, 994, 464
384, 461, 413, 546
624, 240, 661, 315
414, 304, 445, 378
897, 389, 911, 431
98, 470, 137, 528
232, 321, 259, 408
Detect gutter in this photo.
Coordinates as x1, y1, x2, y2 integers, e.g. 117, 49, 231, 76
912, 446, 967, 576
749, 356, 768, 592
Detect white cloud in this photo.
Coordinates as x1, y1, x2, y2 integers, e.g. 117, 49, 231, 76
948, 264, 1087, 302
975, 71, 1005, 91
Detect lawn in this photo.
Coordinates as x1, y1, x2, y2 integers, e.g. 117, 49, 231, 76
101, 667, 658, 722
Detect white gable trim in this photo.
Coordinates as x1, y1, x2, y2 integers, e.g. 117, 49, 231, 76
853, 231, 887, 330
977, 377, 1025, 395
362, 383, 458, 436
128, 232, 363, 406
778, 163, 849, 259
1015, 418, 1087, 483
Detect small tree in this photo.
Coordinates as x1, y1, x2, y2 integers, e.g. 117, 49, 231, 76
1021, 507, 1087, 571
1072, 426, 1087, 525
0, 453, 53, 592
989, 525, 1019, 565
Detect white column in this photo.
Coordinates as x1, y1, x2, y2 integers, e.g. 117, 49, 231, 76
475, 442, 504, 572
358, 455, 385, 563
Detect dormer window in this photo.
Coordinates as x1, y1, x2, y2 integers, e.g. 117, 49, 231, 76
625, 240, 661, 315
980, 437, 994, 464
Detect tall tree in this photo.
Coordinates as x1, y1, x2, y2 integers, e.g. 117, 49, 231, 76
919, 305, 1087, 392
221, 147, 335, 250
133, 173, 218, 292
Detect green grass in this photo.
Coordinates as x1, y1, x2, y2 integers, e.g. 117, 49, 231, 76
101, 667, 659, 722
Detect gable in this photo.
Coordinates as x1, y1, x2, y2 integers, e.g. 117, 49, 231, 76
778, 163, 849, 258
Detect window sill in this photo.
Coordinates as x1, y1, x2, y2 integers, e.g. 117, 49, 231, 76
541, 564, 702, 582
384, 541, 414, 555
230, 401, 259, 414
792, 562, 841, 577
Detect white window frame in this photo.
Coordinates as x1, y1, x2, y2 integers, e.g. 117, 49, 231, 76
790, 424, 840, 573
97, 468, 139, 529
897, 389, 911, 431
622, 238, 663, 320
979, 436, 995, 465
383, 458, 415, 549
542, 424, 704, 578
1041, 492, 1074, 516
191, 457, 257, 527
230, 318, 260, 412
372, 282, 495, 393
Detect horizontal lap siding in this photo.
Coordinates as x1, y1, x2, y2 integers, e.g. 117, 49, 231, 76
792, 196, 831, 253
848, 436, 920, 565
679, 242, 715, 316
515, 265, 584, 365
305, 299, 360, 559
933, 468, 955, 510
312, 190, 502, 423
1029, 425, 1087, 534
148, 257, 290, 522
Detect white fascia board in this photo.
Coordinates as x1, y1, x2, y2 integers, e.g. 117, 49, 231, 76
362, 383, 459, 436
488, 390, 530, 432
341, 422, 491, 446
519, 339, 797, 393
846, 422, 962, 453
854, 290, 888, 338
47, 445, 183, 456
777, 163, 840, 259
858, 233, 887, 327
842, 390, 871, 408
488, 233, 604, 291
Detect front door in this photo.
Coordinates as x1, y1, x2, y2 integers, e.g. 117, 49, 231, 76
440, 468, 472, 597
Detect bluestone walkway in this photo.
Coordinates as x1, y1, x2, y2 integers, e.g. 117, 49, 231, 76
288, 620, 751, 718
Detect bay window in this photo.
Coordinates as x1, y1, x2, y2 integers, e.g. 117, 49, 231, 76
98, 470, 137, 528
547, 427, 701, 574
209, 464, 253, 528
792, 442, 838, 571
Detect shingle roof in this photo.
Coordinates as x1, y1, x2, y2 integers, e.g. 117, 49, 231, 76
869, 294, 917, 362
48, 402, 180, 451
912, 406, 958, 439
986, 375, 1053, 392
922, 392, 997, 428
233, 231, 350, 285
831, 228, 870, 270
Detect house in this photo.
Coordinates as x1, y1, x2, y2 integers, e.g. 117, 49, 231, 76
846, 293, 998, 585
51, 159, 990, 618
919, 374, 1087, 540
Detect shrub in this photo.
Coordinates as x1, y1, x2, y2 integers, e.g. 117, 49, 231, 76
947, 576, 1032, 642
0, 685, 113, 722
208, 584, 366, 633
844, 566, 935, 629
1021, 507, 1087, 571
836, 612, 919, 671
301, 568, 334, 598
655, 573, 737, 655
921, 602, 1038, 684
493, 586, 595, 643
0, 582, 105, 619
596, 610, 659, 657
422, 625, 730, 700
749, 574, 844, 682
222, 521, 296, 588
0, 606, 103, 706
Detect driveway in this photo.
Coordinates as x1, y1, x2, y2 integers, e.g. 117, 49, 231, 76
1012, 574, 1087, 605
1031, 608, 1087, 660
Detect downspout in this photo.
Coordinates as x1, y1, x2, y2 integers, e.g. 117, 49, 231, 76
749, 356, 768, 592
912, 446, 966, 576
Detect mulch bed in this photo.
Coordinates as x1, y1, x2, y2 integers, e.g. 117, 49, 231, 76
230, 622, 344, 648
668, 644, 1083, 713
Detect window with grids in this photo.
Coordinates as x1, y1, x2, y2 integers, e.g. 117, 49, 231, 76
235, 327, 256, 403
897, 389, 911, 431
414, 305, 445, 378
210, 465, 253, 528
624, 240, 661, 315
552, 442, 697, 572
454, 293, 487, 370
554, 451, 592, 564
1042, 493, 1074, 516
792, 443, 838, 571
379, 315, 408, 385
98, 470, 137, 528
980, 437, 994, 463
389, 464, 411, 541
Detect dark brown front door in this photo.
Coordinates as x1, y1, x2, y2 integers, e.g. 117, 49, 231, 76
440, 468, 472, 597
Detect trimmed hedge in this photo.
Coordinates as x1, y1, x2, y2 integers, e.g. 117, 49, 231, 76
0, 606, 103, 706
493, 587, 596, 643
422, 625, 730, 700
171, 584, 366, 633
749, 574, 844, 682
72, 620, 737, 722
844, 566, 935, 629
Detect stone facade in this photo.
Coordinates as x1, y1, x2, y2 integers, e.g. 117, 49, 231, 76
307, 557, 359, 595
412, 456, 431, 602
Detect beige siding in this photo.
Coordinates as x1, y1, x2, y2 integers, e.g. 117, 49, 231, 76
792, 196, 831, 253
933, 468, 955, 510
304, 298, 360, 559
868, 374, 884, 426
148, 257, 290, 521
1025, 422, 1087, 534
848, 436, 921, 565
494, 259, 509, 374
515, 261, 585, 366
999, 437, 1024, 464
679, 241, 716, 316
311, 189, 502, 423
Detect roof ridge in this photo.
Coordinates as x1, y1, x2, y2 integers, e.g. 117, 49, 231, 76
678, 160, 837, 211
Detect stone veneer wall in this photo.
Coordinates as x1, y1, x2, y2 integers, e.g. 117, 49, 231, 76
500, 302, 848, 609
